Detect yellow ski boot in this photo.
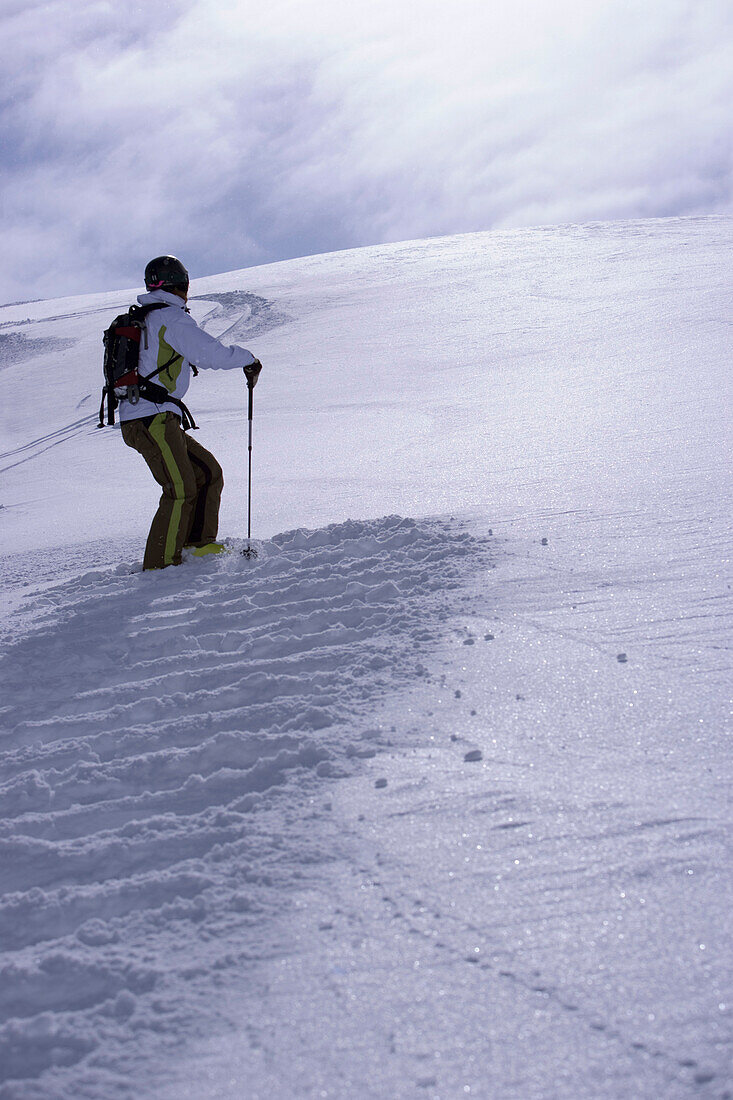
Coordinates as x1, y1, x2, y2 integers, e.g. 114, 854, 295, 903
188, 542, 228, 558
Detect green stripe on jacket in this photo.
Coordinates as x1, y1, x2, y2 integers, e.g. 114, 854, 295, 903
157, 325, 184, 392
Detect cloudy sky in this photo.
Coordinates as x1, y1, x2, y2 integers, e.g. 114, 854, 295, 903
1, 0, 731, 302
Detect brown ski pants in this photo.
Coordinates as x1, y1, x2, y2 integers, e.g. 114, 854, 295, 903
121, 412, 223, 570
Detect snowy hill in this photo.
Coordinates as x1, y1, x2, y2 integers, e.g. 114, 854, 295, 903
0, 218, 731, 1099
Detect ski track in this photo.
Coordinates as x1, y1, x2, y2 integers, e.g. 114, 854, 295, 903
189, 290, 290, 342
0, 515, 490, 1099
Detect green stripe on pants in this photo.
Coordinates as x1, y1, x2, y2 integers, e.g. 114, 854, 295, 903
148, 414, 186, 566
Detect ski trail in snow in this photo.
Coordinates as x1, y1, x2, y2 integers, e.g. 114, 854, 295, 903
190, 290, 290, 343
0, 333, 75, 372
0, 416, 97, 474
0, 515, 490, 1099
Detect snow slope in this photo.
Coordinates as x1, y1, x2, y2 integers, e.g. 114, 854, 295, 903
0, 217, 731, 1099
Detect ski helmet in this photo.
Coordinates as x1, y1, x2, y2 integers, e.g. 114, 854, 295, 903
144, 255, 189, 292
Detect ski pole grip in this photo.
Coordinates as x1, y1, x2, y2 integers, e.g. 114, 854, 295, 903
243, 360, 260, 421
243, 359, 262, 386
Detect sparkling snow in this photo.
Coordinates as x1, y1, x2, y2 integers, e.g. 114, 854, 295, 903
0, 217, 731, 1099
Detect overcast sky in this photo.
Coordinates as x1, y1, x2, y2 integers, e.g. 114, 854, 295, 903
1, 0, 731, 302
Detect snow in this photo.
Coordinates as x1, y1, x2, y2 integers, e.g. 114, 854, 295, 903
0, 216, 731, 1098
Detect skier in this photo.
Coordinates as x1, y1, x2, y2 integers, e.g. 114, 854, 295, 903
120, 255, 261, 571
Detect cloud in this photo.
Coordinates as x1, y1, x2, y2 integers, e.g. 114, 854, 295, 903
0, 0, 731, 301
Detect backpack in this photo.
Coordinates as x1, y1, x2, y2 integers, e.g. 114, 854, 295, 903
98, 302, 197, 430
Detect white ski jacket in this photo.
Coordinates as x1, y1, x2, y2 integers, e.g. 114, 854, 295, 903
118, 289, 257, 423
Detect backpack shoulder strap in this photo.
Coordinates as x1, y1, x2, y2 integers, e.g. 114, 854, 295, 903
130, 301, 169, 320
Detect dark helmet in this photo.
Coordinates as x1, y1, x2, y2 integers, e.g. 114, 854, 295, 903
144, 255, 189, 292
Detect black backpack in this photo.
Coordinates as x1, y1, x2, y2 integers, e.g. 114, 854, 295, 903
98, 302, 197, 430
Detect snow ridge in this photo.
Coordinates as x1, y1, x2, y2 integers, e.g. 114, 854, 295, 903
0, 514, 489, 1098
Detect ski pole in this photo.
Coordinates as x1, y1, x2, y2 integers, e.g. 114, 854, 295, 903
242, 362, 262, 558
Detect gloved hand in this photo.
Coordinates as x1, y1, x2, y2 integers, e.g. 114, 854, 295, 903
243, 359, 262, 387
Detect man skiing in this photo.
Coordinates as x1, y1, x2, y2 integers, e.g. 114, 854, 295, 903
120, 255, 261, 571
